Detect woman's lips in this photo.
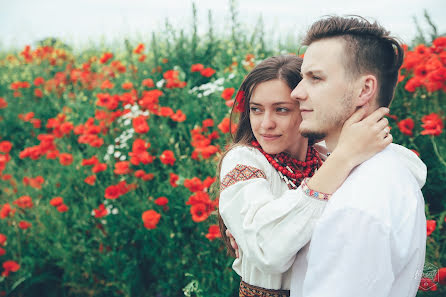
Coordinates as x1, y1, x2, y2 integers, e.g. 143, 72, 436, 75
261, 134, 281, 141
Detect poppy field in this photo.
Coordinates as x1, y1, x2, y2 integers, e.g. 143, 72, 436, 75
0, 13, 445, 297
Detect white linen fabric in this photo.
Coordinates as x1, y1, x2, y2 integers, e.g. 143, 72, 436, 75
290, 143, 427, 297
219, 144, 328, 290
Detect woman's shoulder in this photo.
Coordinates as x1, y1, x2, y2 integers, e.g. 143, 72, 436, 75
220, 144, 270, 177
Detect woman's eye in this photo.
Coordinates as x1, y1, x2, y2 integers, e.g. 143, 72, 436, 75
250, 107, 260, 113
277, 108, 289, 113
312, 76, 321, 81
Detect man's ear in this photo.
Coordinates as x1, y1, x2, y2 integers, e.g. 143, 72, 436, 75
355, 74, 377, 107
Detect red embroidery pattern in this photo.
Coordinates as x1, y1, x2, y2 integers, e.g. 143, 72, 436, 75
220, 164, 266, 192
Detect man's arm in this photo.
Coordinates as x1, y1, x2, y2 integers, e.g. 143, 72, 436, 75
300, 207, 394, 297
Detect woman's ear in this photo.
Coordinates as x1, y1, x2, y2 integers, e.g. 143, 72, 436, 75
356, 74, 378, 107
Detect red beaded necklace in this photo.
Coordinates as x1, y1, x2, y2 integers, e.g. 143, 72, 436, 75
251, 140, 322, 189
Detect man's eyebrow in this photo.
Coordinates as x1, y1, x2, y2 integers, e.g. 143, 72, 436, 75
302, 69, 323, 76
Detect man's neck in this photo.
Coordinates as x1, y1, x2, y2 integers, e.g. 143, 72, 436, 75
324, 129, 342, 153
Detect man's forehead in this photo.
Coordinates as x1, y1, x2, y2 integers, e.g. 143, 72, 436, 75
301, 38, 345, 72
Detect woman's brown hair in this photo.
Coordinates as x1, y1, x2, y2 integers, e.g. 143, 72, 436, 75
214, 55, 303, 257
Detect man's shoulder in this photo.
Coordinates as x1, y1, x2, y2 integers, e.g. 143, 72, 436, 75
349, 144, 416, 185
327, 145, 424, 224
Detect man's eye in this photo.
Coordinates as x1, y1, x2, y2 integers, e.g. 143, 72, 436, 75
277, 108, 289, 113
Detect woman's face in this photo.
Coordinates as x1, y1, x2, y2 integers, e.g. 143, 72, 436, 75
249, 79, 307, 158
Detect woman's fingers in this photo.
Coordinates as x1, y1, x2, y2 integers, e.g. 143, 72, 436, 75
226, 229, 239, 257
380, 126, 391, 139
344, 106, 367, 125
363, 107, 389, 124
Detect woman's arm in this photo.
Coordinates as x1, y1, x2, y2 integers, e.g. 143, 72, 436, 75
219, 146, 327, 273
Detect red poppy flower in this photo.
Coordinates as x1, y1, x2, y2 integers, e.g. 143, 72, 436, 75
186, 191, 212, 207
427, 220, 436, 236
34, 77, 44, 86
34, 89, 43, 98
105, 184, 122, 199
160, 150, 175, 166
202, 119, 214, 128
184, 177, 203, 192
59, 122, 73, 136
435, 267, 446, 285
133, 43, 145, 54
221, 88, 235, 100
405, 76, 423, 92
160, 107, 174, 117
397, 118, 414, 136
101, 80, 114, 89
421, 113, 444, 136
92, 163, 107, 173
114, 161, 131, 175
122, 82, 133, 90
133, 115, 150, 134
0, 204, 15, 219
171, 110, 186, 122
419, 277, 438, 291
93, 204, 109, 218
169, 173, 179, 187
234, 90, 245, 112
18, 221, 31, 230
59, 153, 73, 166
50, 197, 64, 207
432, 36, 446, 52
84, 175, 96, 185
23, 176, 45, 189
205, 225, 221, 240
155, 197, 168, 206
203, 176, 216, 190
218, 117, 237, 134
2, 260, 20, 277
190, 203, 209, 222
82, 155, 99, 166
0, 97, 7, 109
0, 234, 6, 246
0, 141, 12, 154
142, 78, 154, 88
190, 63, 204, 72
13, 196, 33, 208
99, 52, 113, 64
57, 204, 69, 212
0, 248, 5, 257
142, 210, 161, 229
200, 67, 215, 77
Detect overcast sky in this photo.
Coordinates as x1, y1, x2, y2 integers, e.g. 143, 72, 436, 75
1, 0, 445, 50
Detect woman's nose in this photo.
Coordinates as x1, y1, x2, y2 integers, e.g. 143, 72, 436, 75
261, 113, 276, 129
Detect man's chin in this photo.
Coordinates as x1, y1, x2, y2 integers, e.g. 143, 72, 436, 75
299, 129, 326, 143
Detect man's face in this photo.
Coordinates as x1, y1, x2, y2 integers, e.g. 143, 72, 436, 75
291, 38, 357, 140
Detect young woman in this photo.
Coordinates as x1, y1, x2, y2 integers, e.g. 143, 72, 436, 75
217, 55, 392, 297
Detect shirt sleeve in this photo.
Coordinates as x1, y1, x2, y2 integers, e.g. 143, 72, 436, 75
301, 208, 394, 297
219, 146, 327, 274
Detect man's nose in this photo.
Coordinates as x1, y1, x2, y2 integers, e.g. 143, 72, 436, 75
291, 81, 306, 101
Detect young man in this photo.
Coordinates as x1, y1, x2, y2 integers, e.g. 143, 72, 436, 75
289, 16, 427, 297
